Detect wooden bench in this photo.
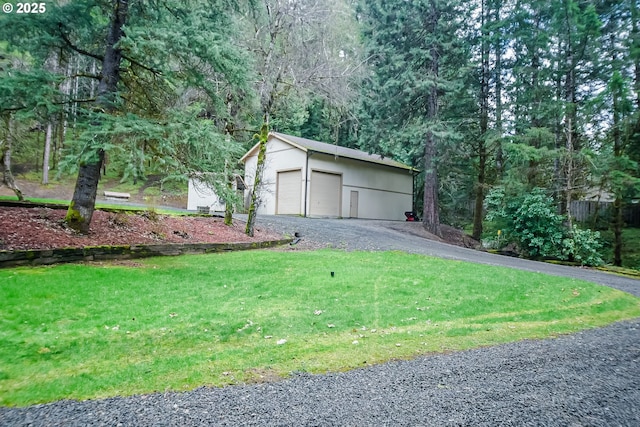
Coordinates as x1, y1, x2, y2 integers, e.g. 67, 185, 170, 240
104, 191, 131, 201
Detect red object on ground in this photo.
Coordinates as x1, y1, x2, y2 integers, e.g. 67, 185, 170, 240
404, 211, 418, 221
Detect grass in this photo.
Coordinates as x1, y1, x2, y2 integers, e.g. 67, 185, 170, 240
0, 171, 177, 209
0, 195, 183, 215
1, 250, 639, 407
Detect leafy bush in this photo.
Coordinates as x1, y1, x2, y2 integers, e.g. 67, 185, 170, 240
511, 189, 565, 258
561, 225, 603, 266
485, 187, 564, 258
485, 187, 603, 266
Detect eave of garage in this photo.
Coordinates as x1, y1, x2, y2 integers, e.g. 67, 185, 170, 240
241, 132, 419, 174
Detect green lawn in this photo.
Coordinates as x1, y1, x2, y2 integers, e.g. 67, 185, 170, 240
0, 195, 182, 215
1, 250, 639, 406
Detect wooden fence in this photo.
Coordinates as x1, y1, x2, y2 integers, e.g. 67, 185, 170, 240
569, 201, 640, 227
466, 199, 640, 227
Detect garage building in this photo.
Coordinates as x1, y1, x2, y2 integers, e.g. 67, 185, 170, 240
241, 132, 416, 221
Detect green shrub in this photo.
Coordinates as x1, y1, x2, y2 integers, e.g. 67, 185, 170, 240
561, 225, 603, 266
485, 187, 603, 266
511, 189, 565, 258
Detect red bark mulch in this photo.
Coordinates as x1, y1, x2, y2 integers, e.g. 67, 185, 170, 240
1, 207, 282, 251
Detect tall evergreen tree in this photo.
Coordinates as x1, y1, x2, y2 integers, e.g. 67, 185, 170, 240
470, 0, 507, 240
551, 0, 600, 218
1, 0, 253, 233
506, 0, 557, 189
594, 0, 640, 266
358, 0, 467, 237
65, 0, 128, 233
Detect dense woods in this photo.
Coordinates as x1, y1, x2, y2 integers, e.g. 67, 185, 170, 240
1, 0, 638, 267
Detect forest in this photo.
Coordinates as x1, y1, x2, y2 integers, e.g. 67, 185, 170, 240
0, 0, 639, 268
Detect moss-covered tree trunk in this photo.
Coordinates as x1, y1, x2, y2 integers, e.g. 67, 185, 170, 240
66, 150, 105, 233
66, 0, 128, 233
224, 176, 234, 226
245, 123, 269, 237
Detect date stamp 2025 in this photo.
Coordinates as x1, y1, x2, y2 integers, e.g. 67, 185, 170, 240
3, 2, 47, 14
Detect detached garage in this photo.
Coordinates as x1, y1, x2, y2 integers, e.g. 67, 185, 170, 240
241, 132, 416, 221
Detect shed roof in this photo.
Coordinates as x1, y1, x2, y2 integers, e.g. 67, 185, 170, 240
241, 132, 416, 172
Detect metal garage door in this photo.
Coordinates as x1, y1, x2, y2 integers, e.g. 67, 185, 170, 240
276, 170, 302, 215
310, 171, 341, 217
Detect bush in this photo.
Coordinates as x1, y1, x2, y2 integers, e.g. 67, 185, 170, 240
561, 226, 603, 266
511, 189, 565, 259
485, 187, 603, 266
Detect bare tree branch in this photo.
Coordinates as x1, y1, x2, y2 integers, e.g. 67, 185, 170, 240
58, 24, 104, 62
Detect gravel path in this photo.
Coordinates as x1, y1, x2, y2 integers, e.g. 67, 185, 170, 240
2, 216, 639, 426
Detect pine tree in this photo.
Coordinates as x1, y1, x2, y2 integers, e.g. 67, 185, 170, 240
64, 0, 128, 233
471, 0, 507, 240
595, 0, 640, 266
2, 0, 253, 233
358, 0, 467, 237
551, 0, 600, 218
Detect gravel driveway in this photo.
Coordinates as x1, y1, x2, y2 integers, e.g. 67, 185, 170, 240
2, 216, 639, 427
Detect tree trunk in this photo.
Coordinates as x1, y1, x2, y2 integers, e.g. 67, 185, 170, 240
610, 31, 624, 267
558, 0, 579, 218
1, 146, 23, 201
42, 122, 53, 185
612, 196, 623, 266
423, 130, 441, 237
66, 0, 129, 233
224, 164, 234, 226
473, 0, 490, 241
631, 0, 640, 150
422, 1, 442, 238
1, 117, 24, 201
57, 57, 75, 170
633, 0, 640, 110
611, 87, 624, 267
472, 147, 486, 240
66, 150, 105, 233
494, 0, 504, 178
564, 116, 574, 229
245, 123, 269, 237
224, 189, 234, 226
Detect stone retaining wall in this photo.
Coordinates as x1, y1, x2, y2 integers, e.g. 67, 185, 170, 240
0, 239, 292, 268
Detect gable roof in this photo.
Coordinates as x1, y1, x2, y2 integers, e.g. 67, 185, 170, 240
241, 132, 416, 172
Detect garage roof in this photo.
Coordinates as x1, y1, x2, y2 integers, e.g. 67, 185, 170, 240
241, 132, 416, 172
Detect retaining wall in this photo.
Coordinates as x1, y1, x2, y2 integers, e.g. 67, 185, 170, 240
0, 239, 292, 268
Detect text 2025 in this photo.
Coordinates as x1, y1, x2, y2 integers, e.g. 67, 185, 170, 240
16, 2, 46, 14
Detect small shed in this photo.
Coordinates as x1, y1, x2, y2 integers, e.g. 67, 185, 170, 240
241, 132, 416, 221
187, 174, 245, 213
187, 175, 226, 212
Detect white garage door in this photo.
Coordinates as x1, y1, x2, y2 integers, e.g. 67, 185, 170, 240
310, 171, 341, 217
276, 170, 302, 215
